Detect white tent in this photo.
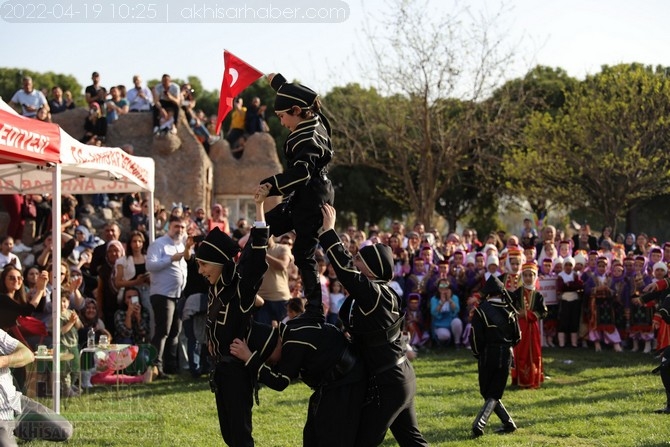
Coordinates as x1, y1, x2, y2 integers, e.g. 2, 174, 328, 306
0, 98, 155, 412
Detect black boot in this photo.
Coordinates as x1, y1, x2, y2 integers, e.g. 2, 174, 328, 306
653, 406, 670, 414
300, 270, 325, 322
472, 399, 498, 438
493, 400, 517, 433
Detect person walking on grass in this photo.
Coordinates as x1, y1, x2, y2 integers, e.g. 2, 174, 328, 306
470, 275, 520, 437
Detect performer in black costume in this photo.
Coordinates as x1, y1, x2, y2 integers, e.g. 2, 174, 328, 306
230, 320, 366, 446
260, 73, 334, 321
196, 184, 270, 447
319, 204, 428, 447
636, 289, 670, 414
470, 275, 521, 437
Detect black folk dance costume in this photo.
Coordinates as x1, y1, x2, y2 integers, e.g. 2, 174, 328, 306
195, 226, 269, 447
640, 288, 670, 414
244, 320, 366, 446
470, 275, 521, 437
319, 229, 428, 447
260, 73, 333, 320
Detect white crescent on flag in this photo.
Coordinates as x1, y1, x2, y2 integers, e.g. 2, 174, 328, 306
229, 68, 239, 87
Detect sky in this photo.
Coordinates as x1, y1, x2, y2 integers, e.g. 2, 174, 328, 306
2, 0, 670, 96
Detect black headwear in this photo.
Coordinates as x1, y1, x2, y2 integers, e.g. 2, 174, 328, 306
271, 73, 318, 113
358, 243, 394, 282
195, 227, 239, 265
480, 274, 507, 299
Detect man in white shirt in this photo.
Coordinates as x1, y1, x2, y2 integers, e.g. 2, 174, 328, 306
146, 215, 188, 378
126, 75, 154, 112
9, 77, 49, 118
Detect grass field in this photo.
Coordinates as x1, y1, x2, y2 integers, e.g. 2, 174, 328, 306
25, 346, 670, 446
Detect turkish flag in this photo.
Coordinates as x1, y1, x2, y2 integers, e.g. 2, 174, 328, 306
215, 50, 264, 134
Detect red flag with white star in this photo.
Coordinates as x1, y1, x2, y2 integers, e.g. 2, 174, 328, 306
215, 50, 264, 134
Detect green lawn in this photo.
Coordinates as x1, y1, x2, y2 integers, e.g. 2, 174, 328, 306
25, 347, 670, 446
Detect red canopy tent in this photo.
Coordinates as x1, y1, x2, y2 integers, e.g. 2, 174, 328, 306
0, 107, 61, 164
0, 99, 155, 413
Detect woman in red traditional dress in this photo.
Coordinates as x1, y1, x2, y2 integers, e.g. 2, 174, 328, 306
510, 262, 548, 388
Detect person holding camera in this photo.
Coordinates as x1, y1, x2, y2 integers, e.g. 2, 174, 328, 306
114, 287, 150, 345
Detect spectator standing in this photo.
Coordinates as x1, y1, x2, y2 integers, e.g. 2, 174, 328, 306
127, 75, 154, 112
146, 216, 188, 378
9, 76, 48, 118
244, 96, 267, 135
226, 97, 247, 156
59, 293, 82, 397
556, 257, 584, 348
572, 224, 599, 254
207, 204, 230, 235
49, 86, 74, 114
255, 236, 293, 326
90, 222, 122, 275
84, 71, 104, 108
510, 262, 548, 389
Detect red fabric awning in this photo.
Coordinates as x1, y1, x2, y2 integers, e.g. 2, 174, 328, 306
0, 108, 60, 164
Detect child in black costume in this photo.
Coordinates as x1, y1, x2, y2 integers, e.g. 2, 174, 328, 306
260, 73, 334, 321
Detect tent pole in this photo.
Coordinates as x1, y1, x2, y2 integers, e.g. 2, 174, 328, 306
52, 166, 62, 413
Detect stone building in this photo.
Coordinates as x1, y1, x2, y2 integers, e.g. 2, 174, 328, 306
52, 109, 282, 222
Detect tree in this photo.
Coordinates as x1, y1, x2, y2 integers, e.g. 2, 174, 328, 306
0, 67, 83, 105
325, 0, 516, 227
497, 66, 579, 223
517, 63, 670, 232
329, 164, 408, 228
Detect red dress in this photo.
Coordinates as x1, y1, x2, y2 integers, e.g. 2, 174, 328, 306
511, 287, 548, 388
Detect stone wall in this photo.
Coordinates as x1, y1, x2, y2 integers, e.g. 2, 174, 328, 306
51, 109, 282, 214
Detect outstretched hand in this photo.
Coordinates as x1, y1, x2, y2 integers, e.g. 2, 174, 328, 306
266, 73, 276, 83
321, 204, 336, 232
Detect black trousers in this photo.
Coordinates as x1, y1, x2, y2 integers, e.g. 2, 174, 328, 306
150, 295, 181, 374
265, 199, 328, 316
557, 299, 581, 333
478, 345, 512, 400
304, 368, 366, 447
213, 362, 254, 447
355, 361, 428, 447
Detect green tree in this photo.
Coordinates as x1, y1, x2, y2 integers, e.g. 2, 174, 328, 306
497, 66, 579, 222
517, 63, 670, 232
0, 67, 84, 106
326, 0, 515, 227
329, 164, 408, 228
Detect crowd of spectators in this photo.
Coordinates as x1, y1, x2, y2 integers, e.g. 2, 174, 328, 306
7, 72, 226, 155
